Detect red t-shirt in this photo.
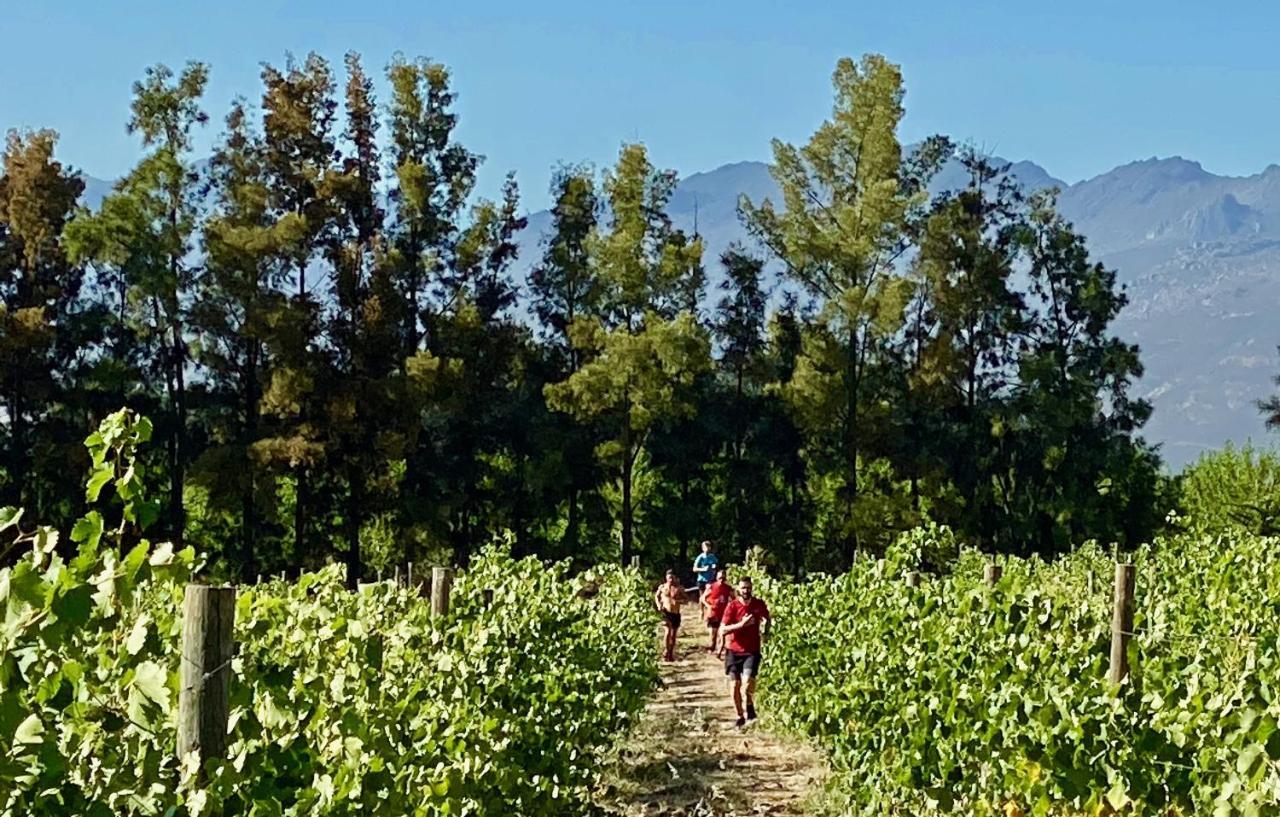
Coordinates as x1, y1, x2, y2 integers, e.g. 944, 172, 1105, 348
703, 581, 733, 620
721, 597, 770, 654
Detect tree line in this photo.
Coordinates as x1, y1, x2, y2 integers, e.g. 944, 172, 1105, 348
0, 51, 1163, 581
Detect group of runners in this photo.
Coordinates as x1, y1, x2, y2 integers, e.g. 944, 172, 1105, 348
652, 541, 770, 728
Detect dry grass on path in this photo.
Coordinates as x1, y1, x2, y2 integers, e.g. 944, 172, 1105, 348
596, 603, 830, 816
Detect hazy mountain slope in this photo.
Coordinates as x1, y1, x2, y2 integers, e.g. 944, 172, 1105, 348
1047, 159, 1280, 465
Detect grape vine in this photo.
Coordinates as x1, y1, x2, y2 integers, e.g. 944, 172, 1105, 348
755, 527, 1280, 816
0, 411, 657, 815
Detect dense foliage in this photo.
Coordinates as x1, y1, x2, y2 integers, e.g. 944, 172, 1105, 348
0, 49, 1164, 579
755, 529, 1280, 815
1178, 444, 1280, 536
0, 412, 657, 815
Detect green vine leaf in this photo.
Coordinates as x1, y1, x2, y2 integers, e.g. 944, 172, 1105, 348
70, 511, 105, 551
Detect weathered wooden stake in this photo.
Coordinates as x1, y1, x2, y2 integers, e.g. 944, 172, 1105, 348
1086, 570, 1094, 596
905, 571, 920, 588
407, 561, 414, 590
178, 585, 236, 778
629, 555, 640, 570
394, 565, 401, 586
1110, 563, 1136, 684
984, 562, 1002, 585
431, 567, 453, 617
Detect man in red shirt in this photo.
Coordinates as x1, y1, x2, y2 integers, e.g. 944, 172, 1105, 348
700, 568, 734, 654
719, 575, 771, 727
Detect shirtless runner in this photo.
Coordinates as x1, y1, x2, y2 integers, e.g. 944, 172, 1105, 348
654, 569, 686, 662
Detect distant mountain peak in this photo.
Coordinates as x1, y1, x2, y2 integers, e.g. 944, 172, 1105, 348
685, 159, 767, 177
1118, 155, 1210, 181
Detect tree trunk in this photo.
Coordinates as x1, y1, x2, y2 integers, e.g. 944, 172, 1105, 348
843, 326, 861, 566
620, 420, 633, 567
345, 462, 361, 590
402, 249, 421, 539
679, 479, 691, 573
241, 342, 260, 579
170, 322, 187, 548
408, 229, 421, 356
564, 484, 580, 557
167, 194, 187, 549
734, 365, 745, 553
10, 387, 27, 512
790, 479, 803, 575
293, 466, 308, 568
513, 452, 529, 557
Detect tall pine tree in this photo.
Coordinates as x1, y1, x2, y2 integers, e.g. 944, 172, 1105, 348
65, 62, 209, 546
742, 55, 946, 563
546, 144, 710, 565
0, 129, 86, 521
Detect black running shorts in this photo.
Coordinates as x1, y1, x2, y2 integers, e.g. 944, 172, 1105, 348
724, 650, 762, 678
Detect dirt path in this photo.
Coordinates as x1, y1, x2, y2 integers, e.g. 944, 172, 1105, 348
596, 602, 830, 816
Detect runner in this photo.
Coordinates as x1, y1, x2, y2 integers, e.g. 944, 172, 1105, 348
654, 569, 686, 662
692, 540, 719, 599
719, 575, 771, 728
700, 567, 734, 654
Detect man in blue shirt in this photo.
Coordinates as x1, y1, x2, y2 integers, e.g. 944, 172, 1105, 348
692, 540, 719, 598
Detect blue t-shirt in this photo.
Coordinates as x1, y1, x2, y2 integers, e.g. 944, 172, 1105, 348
694, 552, 719, 583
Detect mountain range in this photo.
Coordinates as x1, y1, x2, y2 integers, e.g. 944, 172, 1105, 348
81, 153, 1280, 468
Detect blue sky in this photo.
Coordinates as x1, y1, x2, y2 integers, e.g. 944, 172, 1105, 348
3, 1, 1279, 206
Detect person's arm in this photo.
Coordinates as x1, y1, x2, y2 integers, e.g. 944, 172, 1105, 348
720, 615, 754, 635
720, 604, 753, 634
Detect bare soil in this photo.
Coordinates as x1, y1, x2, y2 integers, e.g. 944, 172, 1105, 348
596, 602, 830, 816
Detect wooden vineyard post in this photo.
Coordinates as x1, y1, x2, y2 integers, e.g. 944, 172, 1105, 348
1086, 569, 1094, 596
905, 571, 920, 588
1110, 563, 1136, 684
394, 565, 401, 586
630, 555, 640, 570
431, 567, 453, 617
984, 562, 1002, 586
178, 585, 236, 779
407, 562, 414, 590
